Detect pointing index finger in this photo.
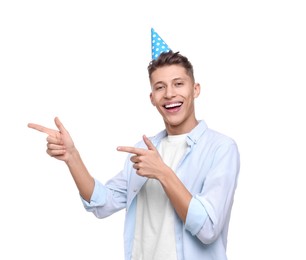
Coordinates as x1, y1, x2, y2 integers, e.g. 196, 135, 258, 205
27, 123, 56, 136
117, 146, 146, 155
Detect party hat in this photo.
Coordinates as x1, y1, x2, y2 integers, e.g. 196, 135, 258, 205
151, 28, 171, 60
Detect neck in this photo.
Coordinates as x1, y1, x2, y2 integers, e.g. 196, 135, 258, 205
165, 118, 198, 135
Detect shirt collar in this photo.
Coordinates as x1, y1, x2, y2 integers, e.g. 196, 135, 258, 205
186, 120, 208, 145
151, 120, 208, 146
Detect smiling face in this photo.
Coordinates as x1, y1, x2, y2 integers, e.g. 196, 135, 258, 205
150, 64, 200, 135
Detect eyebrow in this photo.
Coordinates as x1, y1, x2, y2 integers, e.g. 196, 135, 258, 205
153, 81, 164, 86
153, 77, 186, 86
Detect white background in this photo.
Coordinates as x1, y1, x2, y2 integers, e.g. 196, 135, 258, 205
1, 0, 306, 259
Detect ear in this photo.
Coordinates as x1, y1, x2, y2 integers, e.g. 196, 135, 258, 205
150, 92, 156, 106
193, 83, 201, 98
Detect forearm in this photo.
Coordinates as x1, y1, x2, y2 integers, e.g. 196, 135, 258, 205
159, 167, 192, 223
66, 149, 95, 202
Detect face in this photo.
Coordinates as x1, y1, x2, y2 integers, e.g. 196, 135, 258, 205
150, 64, 200, 135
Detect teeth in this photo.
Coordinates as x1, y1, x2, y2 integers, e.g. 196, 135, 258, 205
165, 102, 182, 108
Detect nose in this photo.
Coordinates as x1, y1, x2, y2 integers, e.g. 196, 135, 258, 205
164, 86, 176, 99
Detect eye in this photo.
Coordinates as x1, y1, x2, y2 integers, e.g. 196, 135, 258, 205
175, 81, 184, 87
154, 85, 165, 91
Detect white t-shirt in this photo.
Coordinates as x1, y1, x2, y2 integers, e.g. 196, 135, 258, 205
132, 134, 187, 260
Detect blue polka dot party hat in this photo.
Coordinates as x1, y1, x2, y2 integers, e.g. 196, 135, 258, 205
151, 28, 171, 60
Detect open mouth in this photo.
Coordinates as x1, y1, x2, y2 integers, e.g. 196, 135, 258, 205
164, 102, 183, 111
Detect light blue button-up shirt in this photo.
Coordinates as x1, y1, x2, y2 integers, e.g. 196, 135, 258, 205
82, 120, 240, 260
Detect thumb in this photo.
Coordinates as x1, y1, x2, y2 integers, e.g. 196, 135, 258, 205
143, 135, 156, 151
54, 117, 68, 134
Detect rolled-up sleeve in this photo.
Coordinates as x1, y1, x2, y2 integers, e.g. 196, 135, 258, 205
81, 179, 107, 209
185, 197, 209, 235
184, 142, 240, 245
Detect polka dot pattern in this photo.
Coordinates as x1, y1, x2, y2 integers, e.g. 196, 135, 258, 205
151, 28, 171, 60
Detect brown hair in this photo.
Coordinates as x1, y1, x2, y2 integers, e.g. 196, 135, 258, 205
147, 51, 195, 82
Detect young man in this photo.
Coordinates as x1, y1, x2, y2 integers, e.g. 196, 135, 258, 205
28, 29, 240, 260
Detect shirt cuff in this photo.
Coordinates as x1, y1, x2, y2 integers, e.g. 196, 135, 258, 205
185, 197, 208, 235
81, 179, 107, 209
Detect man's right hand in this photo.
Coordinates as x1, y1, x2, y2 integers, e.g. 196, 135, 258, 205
28, 117, 75, 163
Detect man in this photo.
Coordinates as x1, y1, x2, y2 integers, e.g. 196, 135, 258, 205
28, 28, 240, 260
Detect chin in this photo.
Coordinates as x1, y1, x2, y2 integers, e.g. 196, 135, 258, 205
164, 118, 184, 128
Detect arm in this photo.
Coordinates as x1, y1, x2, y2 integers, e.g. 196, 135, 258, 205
158, 165, 192, 223
28, 117, 95, 202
